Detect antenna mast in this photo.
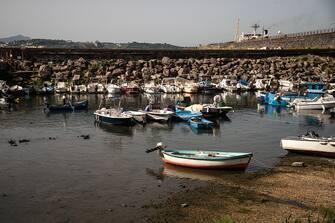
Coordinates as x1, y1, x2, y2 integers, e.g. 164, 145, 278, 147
251, 23, 260, 36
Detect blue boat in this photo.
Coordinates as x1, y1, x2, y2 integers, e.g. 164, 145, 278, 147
44, 100, 88, 113
188, 117, 214, 129
174, 107, 202, 121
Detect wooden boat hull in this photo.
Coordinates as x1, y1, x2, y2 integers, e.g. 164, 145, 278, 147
161, 150, 252, 169
281, 138, 335, 157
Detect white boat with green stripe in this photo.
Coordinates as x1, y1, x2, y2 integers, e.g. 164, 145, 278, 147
147, 143, 253, 170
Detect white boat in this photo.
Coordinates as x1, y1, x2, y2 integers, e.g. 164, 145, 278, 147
279, 80, 294, 90
97, 84, 106, 93
290, 94, 335, 110
219, 77, 241, 92
55, 82, 69, 93
146, 109, 174, 122
281, 131, 335, 157
160, 78, 182, 93
183, 82, 199, 93
125, 110, 147, 123
87, 83, 98, 93
254, 79, 271, 90
106, 84, 121, 94
185, 104, 232, 117
142, 82, 160, 94
94, 108, 134, 126
70, 85, 87, 93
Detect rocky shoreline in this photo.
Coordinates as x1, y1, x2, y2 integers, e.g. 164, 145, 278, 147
1, 55, 334, 89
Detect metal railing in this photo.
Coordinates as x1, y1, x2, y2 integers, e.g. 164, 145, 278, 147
270, 28, 335, 39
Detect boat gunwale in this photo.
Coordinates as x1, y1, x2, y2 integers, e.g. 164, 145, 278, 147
162, 149, 253, 161
94, 112, 133, 119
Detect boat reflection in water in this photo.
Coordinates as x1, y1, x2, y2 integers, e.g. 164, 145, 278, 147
257, 104, 287, 118
257, 103, 332, 127
94, 121, 134, 136
291, 110, 328, 127
146, 163, 248, 182
189, 125, 221, 136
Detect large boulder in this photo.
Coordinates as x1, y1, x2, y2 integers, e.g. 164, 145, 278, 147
162, 57, 171, 65
38, 65, 52, 78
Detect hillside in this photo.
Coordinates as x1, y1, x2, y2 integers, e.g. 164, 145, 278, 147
0, 34, 31, 43
4, 38, 182, 49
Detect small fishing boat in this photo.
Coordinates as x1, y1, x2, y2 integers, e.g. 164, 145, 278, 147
160, 78, 182, 93
254, 79, 271, 90
70, 85, 87, 94
279, 80, 294, 90
142, 82, 161, 94
55, 82, 69, 93
106, 84, 121, 94
281, 131, 335, 157
198, 75, 218, 94
121, 82, 140, 94
290, 94, 335, 110
188, 117, 214, 129
44, 100, 88, 113
94, 108, 134, 126
97, 84, 106, 93
183, 82, 199, 93
146, 143, 253, 169
174, 107, 202, 121
87, 83, 98, 93
185, 104, 232, 117
146, 109, 174, 122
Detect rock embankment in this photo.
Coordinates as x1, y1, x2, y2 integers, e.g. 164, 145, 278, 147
1, 55, 334, 86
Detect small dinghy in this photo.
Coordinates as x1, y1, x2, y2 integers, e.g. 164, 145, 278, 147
146, 143, 253, 170
45, 100, 88, 113
188, 117, 214, 129
281, 131, 335, 157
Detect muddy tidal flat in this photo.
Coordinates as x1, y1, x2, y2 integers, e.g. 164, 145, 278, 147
0, 94, 334, 223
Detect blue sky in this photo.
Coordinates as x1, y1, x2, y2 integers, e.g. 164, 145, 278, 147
1, 0, 334, 46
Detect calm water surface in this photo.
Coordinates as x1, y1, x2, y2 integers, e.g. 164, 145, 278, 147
0, 93, 334, 222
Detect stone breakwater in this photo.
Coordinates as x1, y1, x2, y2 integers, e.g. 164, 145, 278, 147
1, 55, 335, 86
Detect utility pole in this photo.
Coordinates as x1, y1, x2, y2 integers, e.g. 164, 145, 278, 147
235, 17, 240, 42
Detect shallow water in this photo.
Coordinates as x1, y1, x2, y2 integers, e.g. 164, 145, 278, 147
0, 93, 334, 222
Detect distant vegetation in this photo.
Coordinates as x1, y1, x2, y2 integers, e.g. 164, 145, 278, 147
0, 35, 182, 49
